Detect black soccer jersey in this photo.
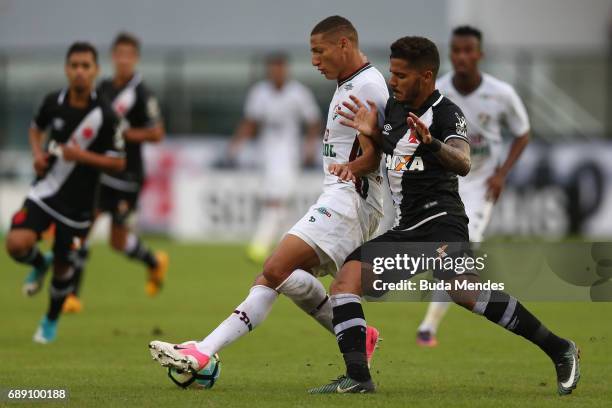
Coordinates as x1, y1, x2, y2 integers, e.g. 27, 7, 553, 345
28, 89, 123, 228
97, 74, 161, 191
382, 90, 469, 230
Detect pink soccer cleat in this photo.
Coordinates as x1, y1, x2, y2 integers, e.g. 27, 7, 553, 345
416, 330, 438, 347
149, 340, 210, 372
365, 326, 381, 367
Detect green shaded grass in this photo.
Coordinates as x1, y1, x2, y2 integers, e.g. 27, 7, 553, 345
0, 239, 610, 407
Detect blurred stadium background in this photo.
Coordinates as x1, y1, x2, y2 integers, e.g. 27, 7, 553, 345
0, 0, 611, 242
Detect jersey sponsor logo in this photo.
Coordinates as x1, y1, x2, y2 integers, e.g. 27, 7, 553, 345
147, 97, 161, 121
385, 154, 425, 172
343, 82, 354, 91
455, 113, 467, 137
323, 143, 336, 157
324, 128, 330, 142
308, 216, 316, 223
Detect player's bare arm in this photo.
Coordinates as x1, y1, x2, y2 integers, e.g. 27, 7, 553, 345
228, 118, 258, 159
408, 112, 471, 177
329, 132, 381, 182
61, 141, 125, 173
303, 120, 321, 165
29, 127, 49, 176
337, 94, 383, 147
123, 123, 165, 143
486, 132, 529, 201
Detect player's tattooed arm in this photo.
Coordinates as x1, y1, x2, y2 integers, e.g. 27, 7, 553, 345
407, 112, 471, 176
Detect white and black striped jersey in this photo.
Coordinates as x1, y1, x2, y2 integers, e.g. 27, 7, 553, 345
97, 74, 161, 191
28, 89, 123, 228
383, 90, 469, 230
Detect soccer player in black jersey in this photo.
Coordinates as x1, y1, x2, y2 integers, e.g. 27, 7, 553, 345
5, 42, 125, 343
309, 37, 580, 396
64, 33, 168, 313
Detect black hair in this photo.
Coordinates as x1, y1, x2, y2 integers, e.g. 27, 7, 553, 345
65, 42, 98, 64
265, 51, 290, 65
390, 36, 440, 76
452, 25, 483, 47
311, 15, 358, 44
112, 32, 141, 53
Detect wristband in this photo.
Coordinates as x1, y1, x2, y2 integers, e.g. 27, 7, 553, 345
423, 138, 442, 153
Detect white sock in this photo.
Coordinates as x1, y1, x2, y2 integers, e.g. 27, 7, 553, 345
250, 205, 286, 250
196, 285, 278, 355
418, 296, 451, 334
276, 269, 333, 333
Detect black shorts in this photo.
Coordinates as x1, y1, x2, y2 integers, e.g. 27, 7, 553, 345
345, 215, 473, 295
97, 183, 141, 225
10, 199, 90, 263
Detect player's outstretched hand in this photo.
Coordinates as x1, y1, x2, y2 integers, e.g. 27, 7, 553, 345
407, 112, 433, 144
338, 95, 379, 137
329, 163, 356, 182
33, 152, 50, 176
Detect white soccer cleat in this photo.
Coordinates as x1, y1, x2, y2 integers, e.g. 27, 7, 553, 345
149, 340, 210, 372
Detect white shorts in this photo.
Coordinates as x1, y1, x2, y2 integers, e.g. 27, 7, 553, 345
287, 188, 382, 277
460, 181, 494, 242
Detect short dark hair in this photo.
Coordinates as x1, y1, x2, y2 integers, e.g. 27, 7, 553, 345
311, 15, 358, 44
265, 51, 289, 65
390, 36, 440, 76
112, 32, 141, 53
65, 42, 98, 64
452, 25, 483, 47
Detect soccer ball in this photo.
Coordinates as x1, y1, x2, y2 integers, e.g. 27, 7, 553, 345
167, 353, 221, 389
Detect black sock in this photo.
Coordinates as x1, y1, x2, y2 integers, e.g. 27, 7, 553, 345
473, 290, 570, 361
47, 271, 75, 321
330, 294, 370, 382
125, 235, 158, 269
14, 246, 47, 269
70, 246, 90, 296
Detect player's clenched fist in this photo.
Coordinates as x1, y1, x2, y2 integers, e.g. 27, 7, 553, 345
328, 163, 356, 182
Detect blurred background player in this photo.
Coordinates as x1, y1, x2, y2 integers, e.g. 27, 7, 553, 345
227, 52, 322, 263
416, 26, 531, 347
63, 33, 169, 313
5, 42, 125, 343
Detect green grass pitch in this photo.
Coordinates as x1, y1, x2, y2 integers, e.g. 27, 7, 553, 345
1, 239, 611, 407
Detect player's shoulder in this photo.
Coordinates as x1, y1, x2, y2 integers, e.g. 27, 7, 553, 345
481, 72, 517, 96
351, 65, 388, 99
41, 89, 66, 107
433, 93, 466, 125
94, 92, 118, 122
435, 71, 453, 91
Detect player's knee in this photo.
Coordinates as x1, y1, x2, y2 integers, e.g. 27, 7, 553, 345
5, 233, 33, 258
262, 257, 292, 287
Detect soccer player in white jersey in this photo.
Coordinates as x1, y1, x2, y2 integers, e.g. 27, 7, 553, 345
416, 26, 531, 347
148, 16, 389, 374
227, 53, 322, 263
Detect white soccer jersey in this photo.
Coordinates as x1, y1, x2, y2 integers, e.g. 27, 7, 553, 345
437, 72, 530, 185
322, 63, 389, 214
244, 79, 320, 185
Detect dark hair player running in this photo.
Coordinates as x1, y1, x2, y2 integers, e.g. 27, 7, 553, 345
64, 32, 169, 313
308, 36, 580, 396
6, 42, 125, 343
